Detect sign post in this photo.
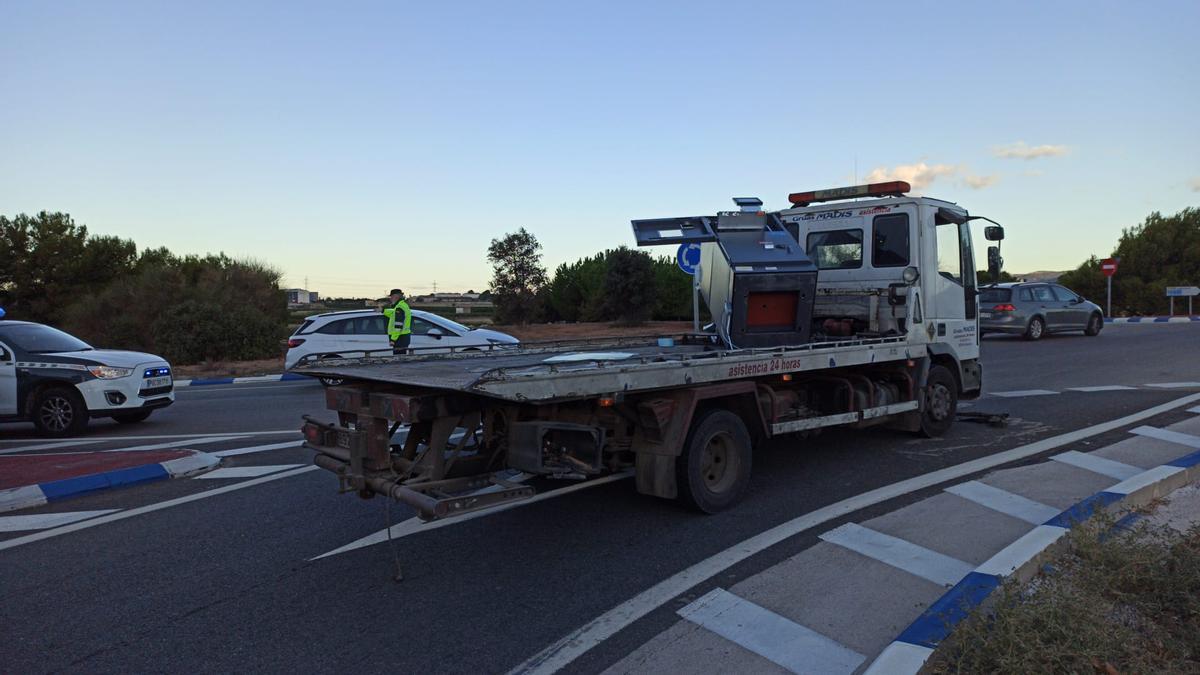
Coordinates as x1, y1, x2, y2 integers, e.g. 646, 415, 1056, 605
677, 243, 702, 332
1101, 258, 1118, 316
1165, 286, 1200, 317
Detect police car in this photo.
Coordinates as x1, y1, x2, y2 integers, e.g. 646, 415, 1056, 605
0, 319, 175, 436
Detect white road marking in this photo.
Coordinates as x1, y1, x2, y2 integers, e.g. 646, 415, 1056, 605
945, 481, 1059, 525
0, 510, 119, 532
1105, 465, 1185, 496
212, 441, 302, 457
0, 429, 300, 444
507, 391, 1200, 675
310, 471, 625, 561
1051, 450, 1141, 480
100, 436, 246, 453
0, 436, 246, 457
975, 525, 1066, 576
1188, 406, 1200, 414
989, 389, 1059, 398
863, 642, 934, 675
0, 466, 319, 553
1144, 382, 1200, 389
677, 588, 866, 675
1066, 385, 1137, 392
196, 465, 303, 479
0, 439, 106, 455
819, 523, 972, 586
1129, 425, 1200, 449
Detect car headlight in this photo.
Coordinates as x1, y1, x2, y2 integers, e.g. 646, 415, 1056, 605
88, 365, 134, 379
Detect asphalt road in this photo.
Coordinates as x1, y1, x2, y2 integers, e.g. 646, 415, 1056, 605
2, 324, 1199, 674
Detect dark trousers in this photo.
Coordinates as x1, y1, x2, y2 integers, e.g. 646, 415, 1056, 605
391, 334, 411, 354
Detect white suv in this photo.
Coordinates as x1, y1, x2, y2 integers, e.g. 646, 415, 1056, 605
285, 309, 519, 382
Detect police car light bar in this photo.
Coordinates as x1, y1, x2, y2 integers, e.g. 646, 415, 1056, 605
787, 181, 911, 207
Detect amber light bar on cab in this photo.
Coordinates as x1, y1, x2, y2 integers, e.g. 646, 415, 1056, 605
788, 181, 911, 207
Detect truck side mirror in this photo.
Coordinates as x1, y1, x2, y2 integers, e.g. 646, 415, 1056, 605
984, 225, 1005, 241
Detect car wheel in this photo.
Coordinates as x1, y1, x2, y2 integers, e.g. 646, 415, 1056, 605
1024, 316, 1045, 341
918, 364, 958, 438
675, 409, 753, 513
319, 377, 345, 387
113, 410, 153, 424
1084, 313, 1103, 336
32, 386, 89, 437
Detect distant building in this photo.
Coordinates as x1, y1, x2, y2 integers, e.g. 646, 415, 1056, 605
286, 288, 320, 306
412, 292, 486, 304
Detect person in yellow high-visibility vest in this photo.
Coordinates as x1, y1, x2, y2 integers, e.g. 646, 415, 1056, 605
383, 288, 412, 354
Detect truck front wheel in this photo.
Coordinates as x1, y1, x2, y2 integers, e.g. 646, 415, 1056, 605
919, 364, 958, 438
676, 409, 753, 513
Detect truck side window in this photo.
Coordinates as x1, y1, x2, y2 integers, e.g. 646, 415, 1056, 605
805, 229, 863, 269
935, 224, 961, 284
871, 214, 909, 267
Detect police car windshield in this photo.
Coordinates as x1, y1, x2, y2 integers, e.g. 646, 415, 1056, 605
2, 324, 93, 353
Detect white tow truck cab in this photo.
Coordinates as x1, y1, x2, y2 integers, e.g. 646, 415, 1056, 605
780, 181, 983, 394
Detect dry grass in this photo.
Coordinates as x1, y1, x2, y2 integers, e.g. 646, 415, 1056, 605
928, 515, 1200, 674
172, 357, 285, 379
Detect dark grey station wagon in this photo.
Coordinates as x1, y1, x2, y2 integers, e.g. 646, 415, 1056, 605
979, 282, 1104, 340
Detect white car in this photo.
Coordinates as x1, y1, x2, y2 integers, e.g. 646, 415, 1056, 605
285, 309, 519, 384
0, 320, 175, 436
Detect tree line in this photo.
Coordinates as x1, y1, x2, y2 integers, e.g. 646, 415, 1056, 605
1, 212, 287, 363
488, 206, 1199, 324
486, 228, 696, 325
1058, 207, 1199, 316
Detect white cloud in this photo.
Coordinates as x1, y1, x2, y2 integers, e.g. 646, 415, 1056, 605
862, 162, 1001, 192
993, 141, 1069, 160
963, 173, 999, 189
1190, 177, 1200, 192
862, 162, 957, 190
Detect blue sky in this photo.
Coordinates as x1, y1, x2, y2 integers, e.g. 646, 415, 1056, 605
2, 1, 1197, 297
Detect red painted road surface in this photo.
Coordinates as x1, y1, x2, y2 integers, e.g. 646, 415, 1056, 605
0, 449, 192, 489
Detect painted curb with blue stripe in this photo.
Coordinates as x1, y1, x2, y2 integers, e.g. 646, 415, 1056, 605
0, 452, 220, 513
865, 444, 1200, 674
1105, 316, 1200, 323
175, 372, 310, 387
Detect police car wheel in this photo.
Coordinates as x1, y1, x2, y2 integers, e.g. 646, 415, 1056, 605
113, 410, 153, 424
32, 386, 89, 437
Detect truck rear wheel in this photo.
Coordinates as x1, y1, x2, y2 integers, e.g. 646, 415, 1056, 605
919, 364, 958, 438
676, 409, 752, 513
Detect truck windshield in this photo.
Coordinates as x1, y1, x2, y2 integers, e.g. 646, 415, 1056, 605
806, 229, 863, 269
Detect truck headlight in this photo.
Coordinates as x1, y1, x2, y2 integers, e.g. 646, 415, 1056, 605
88, 365, 134, 379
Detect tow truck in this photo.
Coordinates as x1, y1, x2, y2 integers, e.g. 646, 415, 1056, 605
298, 181, 1005, 518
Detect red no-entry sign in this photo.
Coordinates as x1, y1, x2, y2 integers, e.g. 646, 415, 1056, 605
1101, 258, 1118, 277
